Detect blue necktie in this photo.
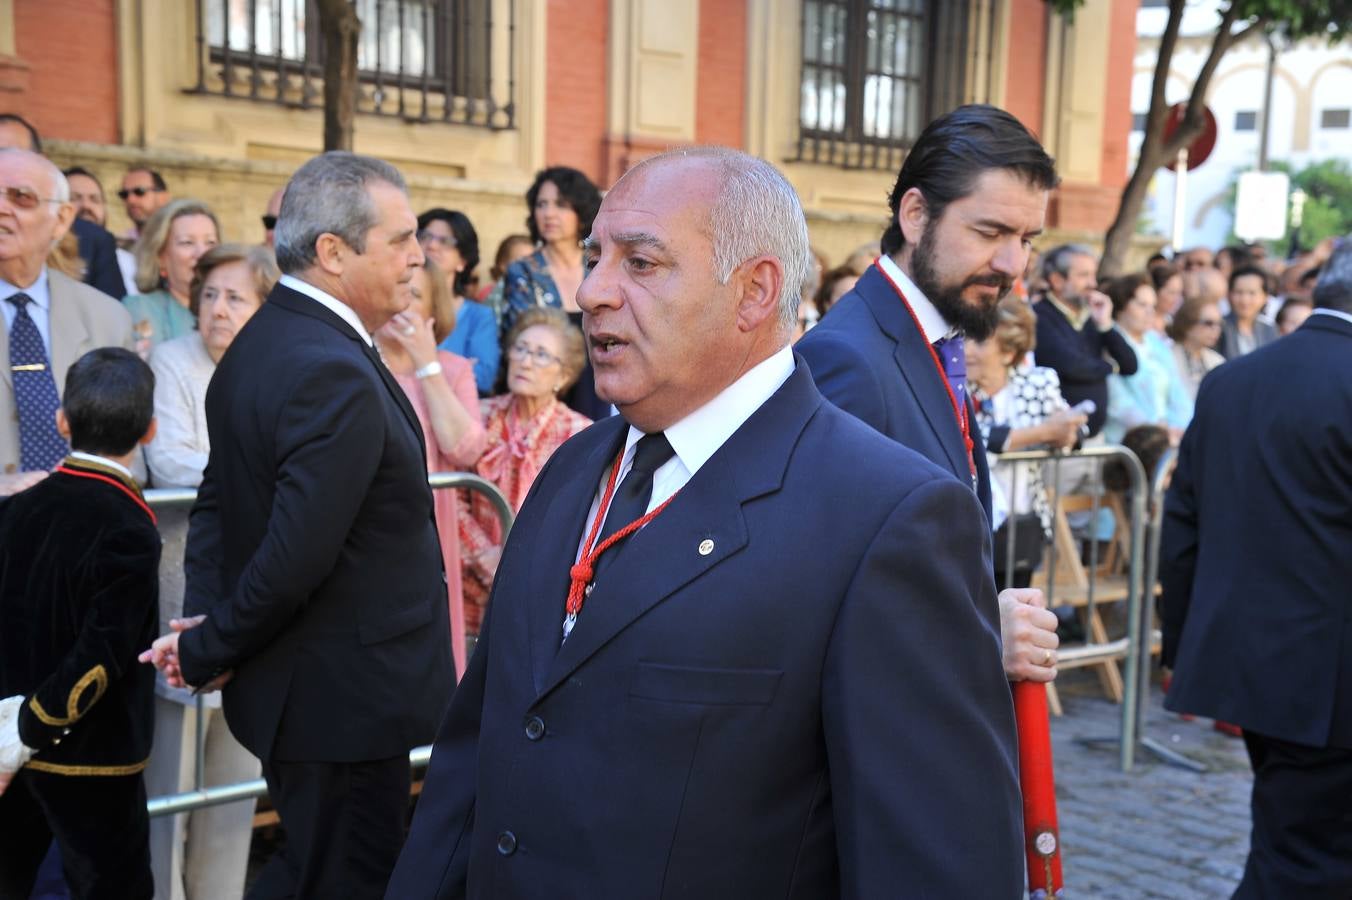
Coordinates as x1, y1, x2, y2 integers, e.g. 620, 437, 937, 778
932, 333, 967, 412
7, 293, 68, 471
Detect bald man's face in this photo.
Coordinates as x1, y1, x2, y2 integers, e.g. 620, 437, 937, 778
0, 150, 76, 284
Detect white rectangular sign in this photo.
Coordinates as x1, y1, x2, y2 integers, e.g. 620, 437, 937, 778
1233, 171, 1290, 242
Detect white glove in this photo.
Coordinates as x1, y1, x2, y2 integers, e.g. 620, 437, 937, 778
0, 695, 35, 776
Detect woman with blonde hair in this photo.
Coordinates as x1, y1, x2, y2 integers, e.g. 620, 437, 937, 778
125, 199, 220, 356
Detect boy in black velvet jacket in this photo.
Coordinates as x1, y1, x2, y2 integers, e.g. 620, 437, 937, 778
0, 347, 160, 899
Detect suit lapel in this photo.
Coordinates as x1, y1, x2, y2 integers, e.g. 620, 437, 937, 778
856, 267, 971, 480
46, 273, 92, 397
533, 363, 821, 701
270, 286, 427, 454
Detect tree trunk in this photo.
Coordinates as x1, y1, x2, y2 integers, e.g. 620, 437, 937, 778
317, 0, 361, 152
1097, 1, 1261, 276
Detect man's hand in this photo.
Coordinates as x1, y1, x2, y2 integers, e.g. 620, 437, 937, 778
1087, 290, 1114, 330
999, 588, 1060, 683
139, 615, 231, 691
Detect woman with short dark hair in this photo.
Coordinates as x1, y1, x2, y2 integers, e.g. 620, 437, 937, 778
417, 208, 500, 395
500, 167, 607, 417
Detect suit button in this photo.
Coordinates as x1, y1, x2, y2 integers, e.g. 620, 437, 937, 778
496, 830, 517, 856
524, 716, 545, 741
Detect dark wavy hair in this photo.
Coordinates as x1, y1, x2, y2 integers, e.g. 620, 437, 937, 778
880, 104, 1059, 256
1107, 272, 1153, 319
417, 207, 480, 296
524, 166, 602, 245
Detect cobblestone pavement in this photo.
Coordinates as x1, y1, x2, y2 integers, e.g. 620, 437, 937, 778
1049, 670, 1253, 899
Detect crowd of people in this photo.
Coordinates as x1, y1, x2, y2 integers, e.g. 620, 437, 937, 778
0, 98, 1347, 899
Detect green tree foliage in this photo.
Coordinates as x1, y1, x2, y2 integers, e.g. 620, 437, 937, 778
1045, 0, 1352, 274
1267, 159, 1352, 255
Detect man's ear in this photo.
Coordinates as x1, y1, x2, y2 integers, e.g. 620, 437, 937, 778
313, 233, 346, 277
50, 202, 76, 243
897, 187, 929, 248
734, 255, 785, 334
139, 416, 158, 447
54, 408, 70, 441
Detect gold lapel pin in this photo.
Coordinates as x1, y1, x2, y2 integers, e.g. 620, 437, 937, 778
698, 538, 714, 556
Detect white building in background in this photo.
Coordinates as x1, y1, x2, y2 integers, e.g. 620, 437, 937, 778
1132, 1, 1352, 251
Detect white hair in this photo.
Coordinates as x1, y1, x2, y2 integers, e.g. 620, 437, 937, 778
0, 147, 69, 203
631, 147, 811, 333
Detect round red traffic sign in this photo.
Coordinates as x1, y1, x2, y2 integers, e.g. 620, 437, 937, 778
1162, 102, 1217, 172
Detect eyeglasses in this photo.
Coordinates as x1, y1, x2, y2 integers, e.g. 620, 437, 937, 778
117, 186, 164, 200
0, 186, 61, 210
508, 342, 562, 367
261, 214, 277, 230
417, 230, 457, 249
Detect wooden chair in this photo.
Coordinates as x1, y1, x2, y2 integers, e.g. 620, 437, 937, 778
1033, 491, 1131, 715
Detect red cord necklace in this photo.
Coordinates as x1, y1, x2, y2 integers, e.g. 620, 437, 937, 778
55, 464, 157, 524
873, 259, 976, 478
563, 446, 680, 641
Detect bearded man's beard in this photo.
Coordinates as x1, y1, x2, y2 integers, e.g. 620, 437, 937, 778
908, 225, 1011, 341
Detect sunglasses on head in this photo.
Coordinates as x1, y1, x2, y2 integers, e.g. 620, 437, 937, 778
117, 186, 163, 200
262, 214, 278, 230
0, 186, 61, 210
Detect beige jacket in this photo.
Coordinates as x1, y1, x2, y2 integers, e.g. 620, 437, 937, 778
1, 270, 134, 475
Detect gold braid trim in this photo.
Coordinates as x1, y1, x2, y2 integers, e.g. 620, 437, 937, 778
25, 758, 148, 777
28, 665, 109, 727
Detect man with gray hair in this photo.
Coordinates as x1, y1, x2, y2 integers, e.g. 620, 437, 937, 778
1160, 235, 1352, 897
0, 148, 133, 496
1032, 243, 1137, 437
388, 147, 1023, 897
142, 151, 452, 898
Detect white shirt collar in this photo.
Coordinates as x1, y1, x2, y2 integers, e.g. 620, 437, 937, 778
68, 451, 135, 481
0, 266, 51, 310
279, 274, 373, 346
622, 345, 795, 478
1310, 308, 1352, 327
877, 254, 956, 345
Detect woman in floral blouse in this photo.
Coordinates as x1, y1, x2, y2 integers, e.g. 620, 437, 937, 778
460, 307, 591, 631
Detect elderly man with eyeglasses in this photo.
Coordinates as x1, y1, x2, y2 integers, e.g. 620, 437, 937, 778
0, 148, 134, 496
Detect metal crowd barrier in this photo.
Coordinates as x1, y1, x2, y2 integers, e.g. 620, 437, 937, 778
143, 472, 513, 819
989, 444, 1148, 772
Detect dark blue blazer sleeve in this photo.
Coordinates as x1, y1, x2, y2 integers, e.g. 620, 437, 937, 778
823, 476, 1023, 897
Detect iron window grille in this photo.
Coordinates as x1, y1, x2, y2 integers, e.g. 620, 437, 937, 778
796, 0, 991, 170
191, 0, 515, 130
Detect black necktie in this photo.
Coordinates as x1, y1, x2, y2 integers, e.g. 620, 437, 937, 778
7, 293, 68, 471
591, 431, 675, 581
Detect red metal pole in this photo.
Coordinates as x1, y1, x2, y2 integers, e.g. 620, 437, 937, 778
1014, 680, 1064, 898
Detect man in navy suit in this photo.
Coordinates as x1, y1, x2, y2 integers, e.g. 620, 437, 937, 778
387, 148, 1023, 898
798, 104, 1063, 682
143, 152, 452, 898
1160, 238, 1352, 898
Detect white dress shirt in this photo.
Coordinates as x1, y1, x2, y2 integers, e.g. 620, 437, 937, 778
1310, 307, 1352, 327
68, 451, 136, 482
877, 254, 957, 344
578, 345, 796, 560
0, 267, 54, 359
278, 274, 373, 346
